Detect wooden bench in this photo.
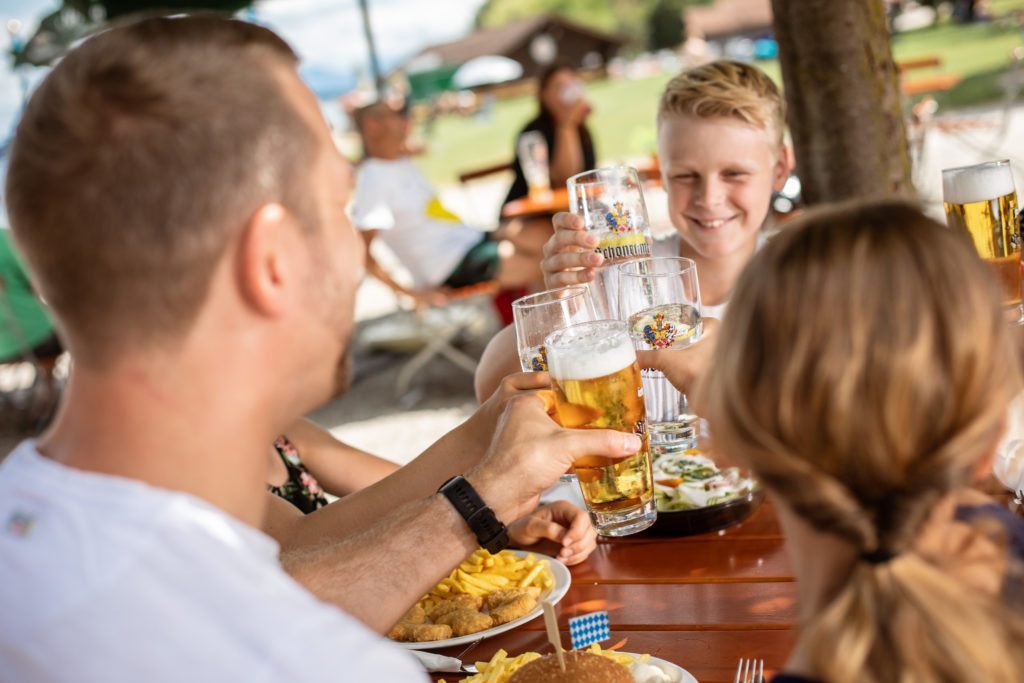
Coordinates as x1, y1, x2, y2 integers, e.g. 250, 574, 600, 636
901, 73, 962, 96
897, 55, 943, 73
897, 54, 961, 96
457, 161, 514, 185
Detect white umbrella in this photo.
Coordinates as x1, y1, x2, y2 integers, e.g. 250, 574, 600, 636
451, 55, 524, 89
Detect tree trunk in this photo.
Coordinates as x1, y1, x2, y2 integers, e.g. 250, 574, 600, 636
771, 0, 914, 205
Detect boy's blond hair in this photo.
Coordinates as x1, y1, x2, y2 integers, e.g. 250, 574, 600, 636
658, 60, 785, 147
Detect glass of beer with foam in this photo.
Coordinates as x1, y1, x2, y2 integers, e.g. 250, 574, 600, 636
544, 320, 657, 536
942, 160, 1021, 316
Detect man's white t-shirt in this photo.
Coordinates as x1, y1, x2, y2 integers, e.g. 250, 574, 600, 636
0, 441, 425, 682
352, 158, 485, 289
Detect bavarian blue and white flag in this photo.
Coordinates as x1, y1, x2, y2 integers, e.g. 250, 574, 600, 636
568, 610, 611, 649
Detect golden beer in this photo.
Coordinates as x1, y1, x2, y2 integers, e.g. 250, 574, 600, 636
942, 161, 1021, 307
545, 320, 657, 536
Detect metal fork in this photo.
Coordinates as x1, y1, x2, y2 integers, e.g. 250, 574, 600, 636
454, 637, 483, 674
734, 657, 764, 683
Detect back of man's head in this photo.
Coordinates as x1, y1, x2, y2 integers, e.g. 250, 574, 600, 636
6, 16, 318, 367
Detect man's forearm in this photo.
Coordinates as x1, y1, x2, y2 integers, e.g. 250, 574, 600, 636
282, 493, 478, 633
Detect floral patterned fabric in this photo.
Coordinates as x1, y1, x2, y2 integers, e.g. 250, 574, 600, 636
267, 435, 329, 514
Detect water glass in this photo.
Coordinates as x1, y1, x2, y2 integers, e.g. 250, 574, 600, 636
618, 256, 703, 456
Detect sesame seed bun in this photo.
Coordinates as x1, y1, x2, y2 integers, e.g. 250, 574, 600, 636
507, 651, 633, 683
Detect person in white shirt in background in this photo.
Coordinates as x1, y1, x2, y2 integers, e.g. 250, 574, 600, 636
0, 16, 639, 682
353, 101, 545, 307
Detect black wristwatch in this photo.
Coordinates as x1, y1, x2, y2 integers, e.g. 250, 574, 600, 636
438, 475, 509, 554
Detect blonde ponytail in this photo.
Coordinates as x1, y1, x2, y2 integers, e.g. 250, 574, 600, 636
703, 200, 1024, 683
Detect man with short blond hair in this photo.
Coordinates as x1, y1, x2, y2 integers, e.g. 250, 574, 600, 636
0, 16, 637, 681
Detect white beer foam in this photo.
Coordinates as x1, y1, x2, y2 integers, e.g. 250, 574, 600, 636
942, 163, 1015, 205
546, 322, 636, 380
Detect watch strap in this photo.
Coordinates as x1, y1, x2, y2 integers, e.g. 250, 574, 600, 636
438, 475, 509, 554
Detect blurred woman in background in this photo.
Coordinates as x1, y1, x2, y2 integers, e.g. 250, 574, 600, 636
503, 63, 595, 208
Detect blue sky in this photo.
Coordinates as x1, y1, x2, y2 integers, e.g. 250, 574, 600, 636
0, 0, 487, 137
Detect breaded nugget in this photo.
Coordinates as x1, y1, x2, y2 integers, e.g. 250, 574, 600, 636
435, 608, 493, 636
401, 604, 426, 625
387, 622, 452, 642
484, 587, 533, 610
488, 592, 537, 625
428, 593, 484, 620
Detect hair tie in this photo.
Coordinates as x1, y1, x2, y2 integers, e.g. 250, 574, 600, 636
861, 547, 897, 565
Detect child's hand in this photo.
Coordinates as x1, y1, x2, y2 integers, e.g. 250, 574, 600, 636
541, 212, 604, 289
507, 501, 597, 566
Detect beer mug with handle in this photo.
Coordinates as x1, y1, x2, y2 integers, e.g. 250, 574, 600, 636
618, 256, 703, 457
567, 166, 654, 318
942, 159, 1022, 321
544, 320, 657, 536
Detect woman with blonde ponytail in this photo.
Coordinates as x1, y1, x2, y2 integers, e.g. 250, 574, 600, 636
700, 200, 1024, 683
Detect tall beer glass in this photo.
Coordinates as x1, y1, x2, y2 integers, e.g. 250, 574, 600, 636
518, 131, 551, 201
512, 286, 598, 373
567, 166, 654, 318
618, 257, 703, 456
942, 160, 1021, 311
544, 320, 657, 536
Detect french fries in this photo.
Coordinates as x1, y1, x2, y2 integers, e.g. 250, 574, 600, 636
438, 648, 542, 683
416, 549, 554, 614
438, 645, 651, 683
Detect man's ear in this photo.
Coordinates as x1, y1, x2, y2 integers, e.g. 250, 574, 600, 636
237, 203, 295, 317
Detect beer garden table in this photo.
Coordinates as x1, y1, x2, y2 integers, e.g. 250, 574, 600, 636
499, 158, 662, 221
500, 187, 571, 221
427, 490, 1021, 682
430, 499, 799, 683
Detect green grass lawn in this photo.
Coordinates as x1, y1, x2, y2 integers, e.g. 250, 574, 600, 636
415, 8, 1024, 187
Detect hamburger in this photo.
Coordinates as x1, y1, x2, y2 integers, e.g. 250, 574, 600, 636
508, 651, 633, 683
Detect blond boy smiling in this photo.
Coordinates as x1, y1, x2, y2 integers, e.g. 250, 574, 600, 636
475, 60, 792, 400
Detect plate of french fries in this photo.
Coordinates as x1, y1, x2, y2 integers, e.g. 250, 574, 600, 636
388, 548, 571, 650
439, 644, 696, 683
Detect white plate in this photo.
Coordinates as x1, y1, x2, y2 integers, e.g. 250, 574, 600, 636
620, 652, 698, 683
400, 550, 572, 651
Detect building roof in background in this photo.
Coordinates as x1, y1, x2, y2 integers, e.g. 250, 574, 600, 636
406, 14, 627, 70
685, 0, 774, 40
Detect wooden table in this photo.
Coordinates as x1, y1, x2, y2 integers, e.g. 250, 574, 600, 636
500, 188, 570, 221
499, 160, 663, 221
430, 500, 798, 682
